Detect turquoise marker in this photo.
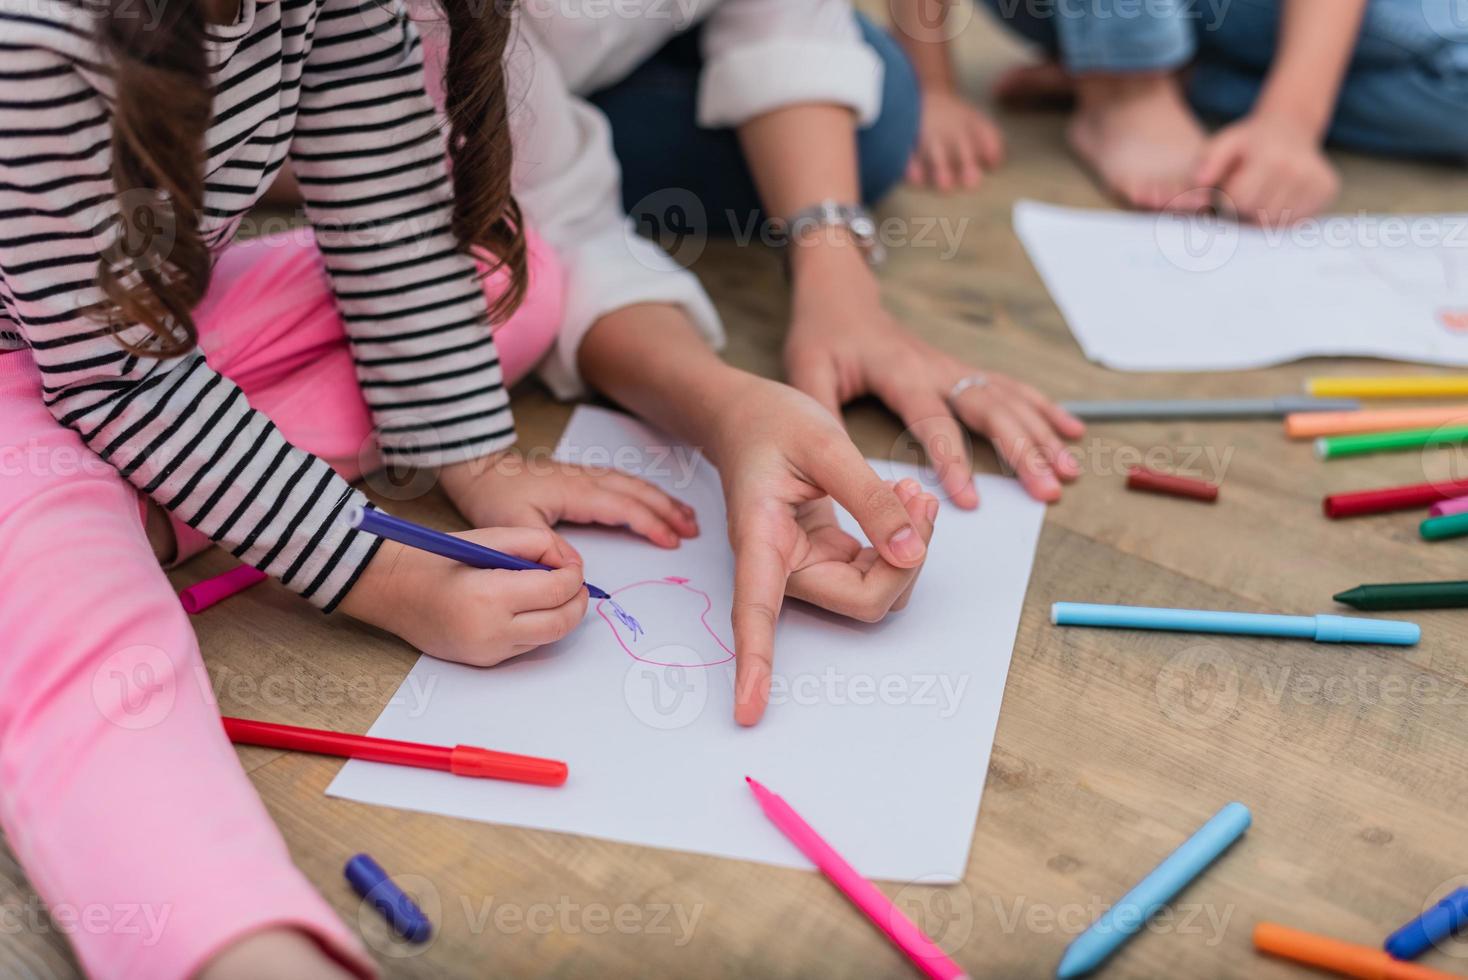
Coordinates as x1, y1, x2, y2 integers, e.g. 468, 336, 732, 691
1051, 602, 1420, 646
1057, 802, 1252, 978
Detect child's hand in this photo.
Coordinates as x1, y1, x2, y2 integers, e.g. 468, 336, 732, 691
905, 89, 1006, 192
438, 455, 699, 550
1193, 113, 1340, 226
339, 525, 590, 667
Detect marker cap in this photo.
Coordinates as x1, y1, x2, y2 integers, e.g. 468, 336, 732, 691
449, 745, 568, 786
1385, 887, 1468, 960
344, 853, 432, 943
1313, 615, 1420, 646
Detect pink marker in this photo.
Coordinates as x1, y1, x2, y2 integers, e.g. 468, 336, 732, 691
1429, 494, 1468, 518
745, 777, 968, 980
178, 566, 268, 614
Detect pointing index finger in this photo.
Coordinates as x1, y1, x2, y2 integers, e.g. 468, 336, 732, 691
729, 524, 789, 727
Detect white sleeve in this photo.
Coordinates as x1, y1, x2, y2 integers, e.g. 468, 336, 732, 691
697, 0, 885, 128
507, 30, 724, 400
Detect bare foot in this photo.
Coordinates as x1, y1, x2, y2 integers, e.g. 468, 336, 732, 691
993, 62, 1075, 109
1066, 73, 1211, 212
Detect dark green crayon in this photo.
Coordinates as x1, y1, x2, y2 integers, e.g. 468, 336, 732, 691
1334, 580, 1468, 610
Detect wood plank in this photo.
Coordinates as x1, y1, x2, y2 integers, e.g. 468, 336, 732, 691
6, 12, 1468, 977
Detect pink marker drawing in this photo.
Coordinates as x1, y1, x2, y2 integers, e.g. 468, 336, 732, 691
595, 576, 734, 668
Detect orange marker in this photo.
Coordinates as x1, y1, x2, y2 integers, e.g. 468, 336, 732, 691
1285, 404, 1468, 440
1254, 922, 1459, 980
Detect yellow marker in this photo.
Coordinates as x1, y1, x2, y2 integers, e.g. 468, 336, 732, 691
1308, 376, 1468, 399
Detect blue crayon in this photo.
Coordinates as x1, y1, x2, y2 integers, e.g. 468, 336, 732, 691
1052, 602, 1420, 646
1057, 802, 1252, 978
344, 853, 432, 943
1386, 887, 1468, 960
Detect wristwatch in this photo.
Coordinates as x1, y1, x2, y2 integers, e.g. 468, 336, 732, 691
774, 199, 886, 267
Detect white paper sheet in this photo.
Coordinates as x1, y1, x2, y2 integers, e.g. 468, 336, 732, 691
1013, 200, 1468, 372
328, 407, 1044, 882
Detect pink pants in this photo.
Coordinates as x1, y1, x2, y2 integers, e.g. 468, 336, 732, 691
0, 229, 561, 979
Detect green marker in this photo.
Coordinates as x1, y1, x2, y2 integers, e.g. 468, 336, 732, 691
1421, 511, 1468, 541
1315, 423, 1468, 460
1335, 580, 1468, 610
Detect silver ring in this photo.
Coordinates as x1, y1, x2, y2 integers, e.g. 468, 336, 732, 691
947, 374, 990, 403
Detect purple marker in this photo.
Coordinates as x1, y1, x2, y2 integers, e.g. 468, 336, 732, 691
347, 505, 643, 635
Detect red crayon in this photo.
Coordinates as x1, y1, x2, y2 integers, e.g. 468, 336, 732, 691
1126, 466, 1219, 502
221, 717, 567, 786
1323, 477, 1468, 519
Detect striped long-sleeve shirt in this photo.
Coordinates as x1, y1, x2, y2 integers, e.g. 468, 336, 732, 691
0, 0, 515, 610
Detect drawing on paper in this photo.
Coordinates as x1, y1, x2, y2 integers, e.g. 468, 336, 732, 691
595, 576, 734, 668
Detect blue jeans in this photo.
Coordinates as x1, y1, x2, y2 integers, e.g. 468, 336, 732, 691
588, 13, 922, 236
979, 0, 1468, 158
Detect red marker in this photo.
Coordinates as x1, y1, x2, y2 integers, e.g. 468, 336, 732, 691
1323, 477, 1468, 519
221, 717, 567, 786
1127, 466, 1219, 502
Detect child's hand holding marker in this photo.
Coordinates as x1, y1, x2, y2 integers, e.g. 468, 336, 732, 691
438, 455, 698, 550
339, 525, 590, 668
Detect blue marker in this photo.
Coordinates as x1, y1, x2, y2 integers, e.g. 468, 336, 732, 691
1385, 887, 1468, 960
1052, 602, 1419, 646
1057, 803, 1252, 978
348, 505, 643, 638
344, 853, 432, 943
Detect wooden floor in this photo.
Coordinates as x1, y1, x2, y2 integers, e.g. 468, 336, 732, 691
7, 14, 1468, 980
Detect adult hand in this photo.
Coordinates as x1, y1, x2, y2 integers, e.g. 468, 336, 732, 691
906, 89, 1006, 192
784, 254, 1084, 508
707, 375, 937, 726
1194, 112, 1340, 227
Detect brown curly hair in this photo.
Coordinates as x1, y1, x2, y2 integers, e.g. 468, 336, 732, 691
94, 0, 526, 358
